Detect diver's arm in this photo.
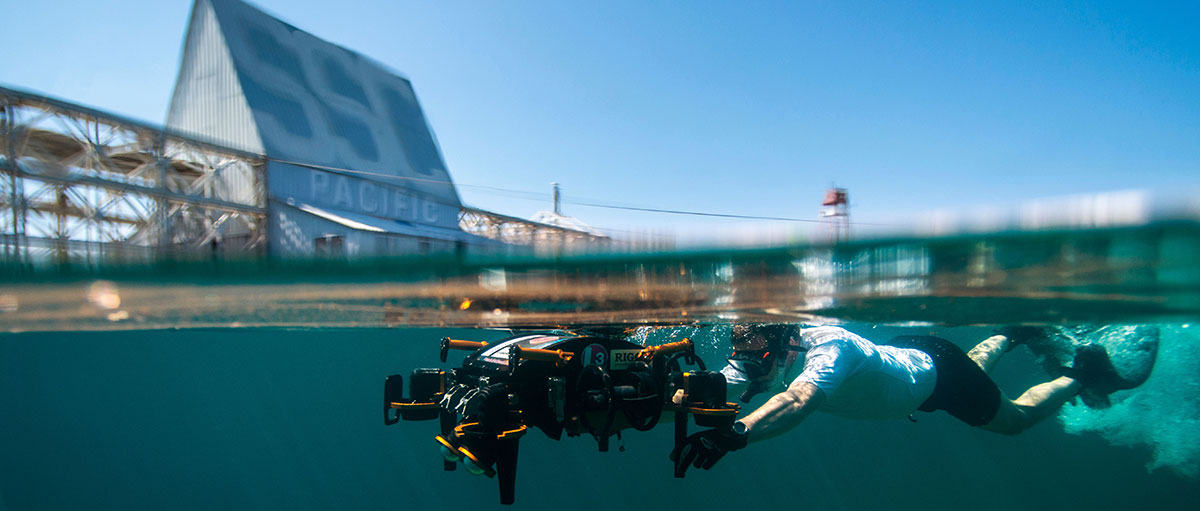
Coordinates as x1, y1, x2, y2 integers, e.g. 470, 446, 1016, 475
736, 338, 869, 442
736, 379, 825, 444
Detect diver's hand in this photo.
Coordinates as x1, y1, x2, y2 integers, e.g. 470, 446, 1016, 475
670, 426, 748, 475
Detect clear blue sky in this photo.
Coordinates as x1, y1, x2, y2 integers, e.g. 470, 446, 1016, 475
3, 0, 1198, 241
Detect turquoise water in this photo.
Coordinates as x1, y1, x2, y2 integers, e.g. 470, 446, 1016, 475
3, 223, 1200, 509
2, 324, 1197, 510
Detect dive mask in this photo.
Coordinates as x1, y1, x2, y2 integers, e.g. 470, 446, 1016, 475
726, 350, 776, 380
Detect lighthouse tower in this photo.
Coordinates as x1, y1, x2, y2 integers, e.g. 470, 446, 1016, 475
821, 187, 850, 243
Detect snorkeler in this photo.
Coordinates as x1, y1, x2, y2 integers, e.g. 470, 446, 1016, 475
671, 324, 1151, 474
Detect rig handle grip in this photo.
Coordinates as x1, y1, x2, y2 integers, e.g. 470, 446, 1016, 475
383, 374, 404, 425
508, 346, 574, 374
441, 337, 487, 362
639, 338, 693, 360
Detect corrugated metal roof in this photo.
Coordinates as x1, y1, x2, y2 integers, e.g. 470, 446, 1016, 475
168, 0, 463, 212
295, 203, 478, 242
166, 0, 263, 155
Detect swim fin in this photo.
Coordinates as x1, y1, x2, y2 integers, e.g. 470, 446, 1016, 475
1068, 344, 1142, 409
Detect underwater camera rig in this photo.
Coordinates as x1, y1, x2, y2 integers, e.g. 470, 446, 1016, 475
383, 330, 739, 505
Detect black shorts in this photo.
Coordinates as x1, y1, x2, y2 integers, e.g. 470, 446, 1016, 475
885, 335, 1002, 427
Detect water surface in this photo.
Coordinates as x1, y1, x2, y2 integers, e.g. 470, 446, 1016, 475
2, 223, 1198, 509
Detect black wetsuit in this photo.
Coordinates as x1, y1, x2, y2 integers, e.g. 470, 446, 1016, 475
886, 335, 1003, 426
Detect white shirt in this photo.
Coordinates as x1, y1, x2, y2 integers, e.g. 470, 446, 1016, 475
722, 326, 937, 420
793, 326, 937, 419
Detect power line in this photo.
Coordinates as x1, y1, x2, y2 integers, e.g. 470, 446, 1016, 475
567, 201, 827, 223
261, 157, 897, 227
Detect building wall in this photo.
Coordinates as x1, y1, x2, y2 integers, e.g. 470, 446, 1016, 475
165, 0, 264, 155
197, 0, 463, 212
270, 202, 462, 258
269, 162, 459, 230
167, 0, 477, 257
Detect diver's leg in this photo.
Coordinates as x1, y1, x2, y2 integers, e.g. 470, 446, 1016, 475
979, 377, 1080, 435
966, 335, 1011, 374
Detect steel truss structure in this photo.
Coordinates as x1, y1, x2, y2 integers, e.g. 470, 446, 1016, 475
1, 87, 606, 265
1, 87, 268, 265
459, 206, 608, 249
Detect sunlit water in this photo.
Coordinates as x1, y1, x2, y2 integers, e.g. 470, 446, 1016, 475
2, 223, 1199, 509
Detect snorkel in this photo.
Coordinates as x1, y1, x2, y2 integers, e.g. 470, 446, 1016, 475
723, 324, 806, 403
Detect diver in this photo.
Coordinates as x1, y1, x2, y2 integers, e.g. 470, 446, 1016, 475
671, 324, 1150, 474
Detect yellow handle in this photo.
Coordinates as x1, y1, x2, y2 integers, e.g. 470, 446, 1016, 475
638, 338, 693, 360
445, 339, 487, 351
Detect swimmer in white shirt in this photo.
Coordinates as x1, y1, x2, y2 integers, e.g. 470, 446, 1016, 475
672, 324, 1147, 474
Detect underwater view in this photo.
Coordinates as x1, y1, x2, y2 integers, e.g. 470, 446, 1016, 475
2, 223, 1199, 510
4, 1, 1198, 509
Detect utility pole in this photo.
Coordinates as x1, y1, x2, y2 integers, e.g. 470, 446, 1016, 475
821, 187, 850, 242
552, 182, 561, 215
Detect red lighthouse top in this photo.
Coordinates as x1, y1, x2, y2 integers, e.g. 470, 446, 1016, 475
822, 188, 848, 207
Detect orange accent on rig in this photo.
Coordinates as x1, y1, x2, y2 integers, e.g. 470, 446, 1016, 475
452, 422, 478, 436
456, 446, 497, 478
452, 422, 529, 440
638, 338, 693, 360
496, 424, 528, 440
686, 403, 741, 415
390, 401, 439, 410
445, 339, 488, 351
514, 347, 574, 366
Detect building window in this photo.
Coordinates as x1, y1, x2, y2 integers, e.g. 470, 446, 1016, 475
315, 235, 345, 257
